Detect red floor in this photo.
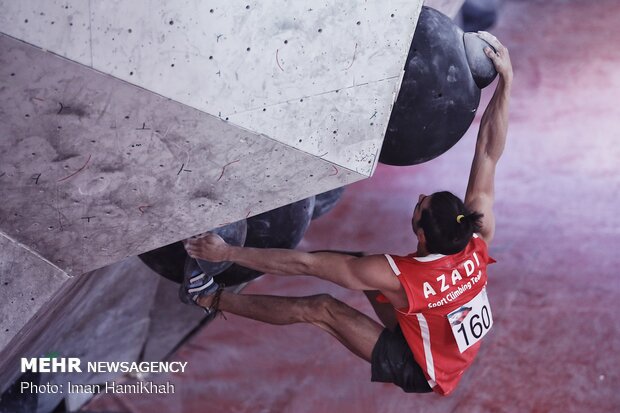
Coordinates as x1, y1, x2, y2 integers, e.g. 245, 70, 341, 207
85, 0, 620, 411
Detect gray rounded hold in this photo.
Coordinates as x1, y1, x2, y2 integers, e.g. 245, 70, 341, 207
138, 219, 248, 284
195, 219, 247, 277
214, 196, 316, 286
463, 32, 498, 89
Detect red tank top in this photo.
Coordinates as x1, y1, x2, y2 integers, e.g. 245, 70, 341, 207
384, 234, 495, 395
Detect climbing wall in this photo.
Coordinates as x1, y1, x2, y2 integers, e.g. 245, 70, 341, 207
0, 0, 423, 175
0, 0, 425, 406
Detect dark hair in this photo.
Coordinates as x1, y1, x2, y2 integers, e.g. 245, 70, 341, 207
418, 191, 483, 255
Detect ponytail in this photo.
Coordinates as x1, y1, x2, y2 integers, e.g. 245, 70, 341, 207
419, 192, 483, 255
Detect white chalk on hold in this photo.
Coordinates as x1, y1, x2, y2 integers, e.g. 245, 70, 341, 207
599, 374, 605, 381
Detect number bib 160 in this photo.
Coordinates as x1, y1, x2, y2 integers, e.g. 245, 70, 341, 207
446, 288, 493, 353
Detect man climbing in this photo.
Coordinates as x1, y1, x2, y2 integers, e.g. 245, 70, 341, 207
182, 31, 512, 395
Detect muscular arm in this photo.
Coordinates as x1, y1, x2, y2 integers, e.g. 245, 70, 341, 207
465, 32, 514, 245
185, 234, 401, 293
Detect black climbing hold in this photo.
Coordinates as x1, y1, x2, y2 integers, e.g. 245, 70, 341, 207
461, 0, 499, 33
0, 372, 40, 413
312, 187, 345, 220
380, 6, 481, 166
138, 241, 187, 283
215, 197, 316, 286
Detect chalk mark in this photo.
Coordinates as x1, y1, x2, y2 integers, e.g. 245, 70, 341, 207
136, 122, 151, 130
345, 43, 358, 70
57, 102, 71, 114
57, 154, 91, 182
217, 159, 240, 181
54, 188, 65, 231
276, 49, 284, 71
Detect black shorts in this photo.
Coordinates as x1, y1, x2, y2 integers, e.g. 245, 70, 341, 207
371, 325, 433, 393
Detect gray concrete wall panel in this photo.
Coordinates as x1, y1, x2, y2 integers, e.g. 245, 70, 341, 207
0, 0, 424, 175
0, 33, 360, 277
0, 235, 70, 350
0, 2, 425, 398
0, 0, 92, 66
226, 81, 396, 172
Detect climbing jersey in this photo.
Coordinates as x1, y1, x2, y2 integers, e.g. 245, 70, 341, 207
384, 234, 495, 395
